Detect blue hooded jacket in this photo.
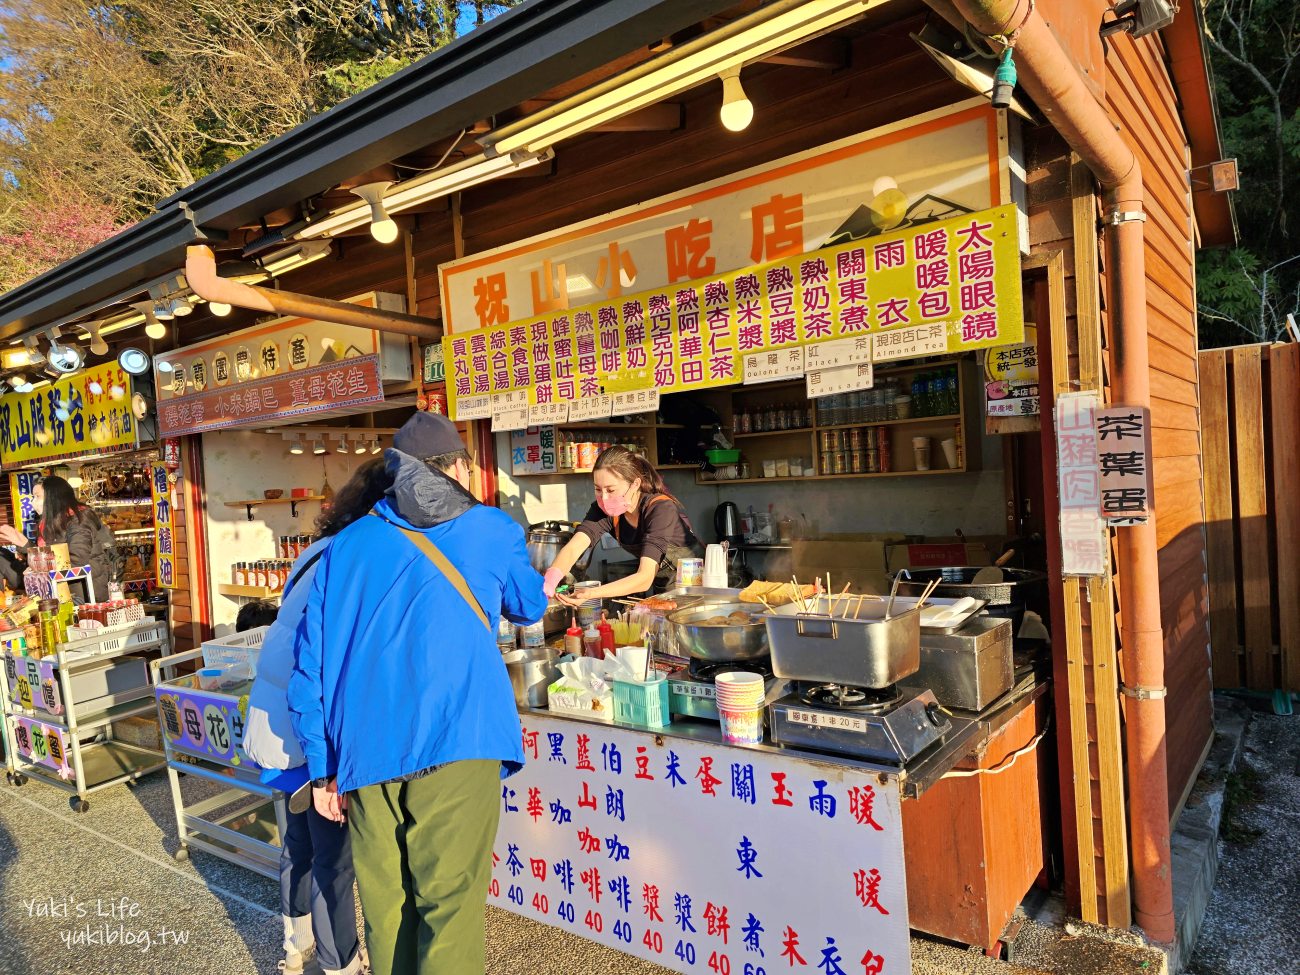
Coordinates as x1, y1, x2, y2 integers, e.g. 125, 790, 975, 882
287, 449, 546, 792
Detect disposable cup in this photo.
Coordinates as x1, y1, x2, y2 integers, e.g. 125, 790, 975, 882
618, 645, 650, 680
715, 672, 765, 710
911, 436, 931, 471
941, 438, 959, 469
719, 706, 764, 745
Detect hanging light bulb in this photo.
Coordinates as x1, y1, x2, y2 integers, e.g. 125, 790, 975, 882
172, 297, 193, 317
350, 182, 399, 244
209, 301, 232, 317
354, 439, 368, 455
718, 66, 754, 132
67, 469, 83, 489
153, 301, 175, 322
86, 321, 109, 356
370, 438, 383, 455
312, 439, 327, 456
289, 437, 305, 456
145, 318, 167, 340
54, 399, 70, 422
336, 436, 349, 454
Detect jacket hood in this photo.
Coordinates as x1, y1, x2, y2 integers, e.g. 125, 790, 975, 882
381, 447, 479, 529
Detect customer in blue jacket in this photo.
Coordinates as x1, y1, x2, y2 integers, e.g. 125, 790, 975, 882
288, 411, 547, 975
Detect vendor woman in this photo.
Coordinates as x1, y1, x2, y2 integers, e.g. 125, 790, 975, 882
545, 446, 701, 605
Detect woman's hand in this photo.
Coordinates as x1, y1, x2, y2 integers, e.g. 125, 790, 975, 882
556, 587, 599, 609
542, 567, 565, 599
0, 525, 29, 548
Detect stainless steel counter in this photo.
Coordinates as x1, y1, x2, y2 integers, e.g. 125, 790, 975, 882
520, 672, 1045, 799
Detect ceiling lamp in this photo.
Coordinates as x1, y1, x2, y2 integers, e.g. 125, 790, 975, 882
478, 0, 877, 157
46, 332, 85, 374
172, 297, 194, 317
335, 436, 350, 454
133, 301, 167, 340
370, 438, 383, 455
718, 66, 753, 131
118, 347, 152, 376
350, 182, 400, 244
67, 468, 83, 489
354, 439, 368, 455
298, 152, 552, 241
209, 301, 232, 317
312, 438, 327, 456
288, 436, 305, 456
21, 335, 45, 365
154, 301, 175, 322
85, 321, 109, 356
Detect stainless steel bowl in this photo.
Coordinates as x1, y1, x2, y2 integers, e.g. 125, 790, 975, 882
667, 601, 769, 662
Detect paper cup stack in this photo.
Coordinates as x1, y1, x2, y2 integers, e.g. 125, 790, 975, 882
715, 671, 766, 744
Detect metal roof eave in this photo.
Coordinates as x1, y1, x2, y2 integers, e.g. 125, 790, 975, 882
0, 205, 207, 341
166, 0, 740, 234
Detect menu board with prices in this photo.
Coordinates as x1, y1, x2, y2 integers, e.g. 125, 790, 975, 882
444, 204, 1023, 420
493, 715, 911, 975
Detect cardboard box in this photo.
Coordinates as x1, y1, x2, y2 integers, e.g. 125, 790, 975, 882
791, 533, 905, 596
885, 537, 1001, 574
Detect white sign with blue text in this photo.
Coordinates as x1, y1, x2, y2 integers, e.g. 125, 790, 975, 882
493, 714, 910, 975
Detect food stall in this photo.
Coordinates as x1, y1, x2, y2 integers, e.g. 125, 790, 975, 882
440, 99, 1056, 963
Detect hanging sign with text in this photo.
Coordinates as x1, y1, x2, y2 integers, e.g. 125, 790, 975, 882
443, 205, 1023, 420
151, 463, 178, 589
1093, 405, 1153, 524
9, 471, 41, 543
0, 366, 137, 469
511, 427, 559, 476
492, 714, 910, 975
1055, 392, 1108, 576
157, 356, 384, 438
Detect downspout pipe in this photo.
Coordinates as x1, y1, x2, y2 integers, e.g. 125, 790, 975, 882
923, 0, 1173, 945
185, 245, 441, 341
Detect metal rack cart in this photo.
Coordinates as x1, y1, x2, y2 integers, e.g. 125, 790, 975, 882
151, 629, 285, 878
2, 620, 170, 812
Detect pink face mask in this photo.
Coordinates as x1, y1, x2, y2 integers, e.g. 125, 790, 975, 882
597, 485, 635, 518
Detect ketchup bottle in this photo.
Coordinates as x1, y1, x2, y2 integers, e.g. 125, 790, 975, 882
597, 611, 616, 659
564, 616, 583, 658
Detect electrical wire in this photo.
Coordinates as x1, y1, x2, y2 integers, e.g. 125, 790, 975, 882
941, 712, 1052, 779
391, 128, 468, 173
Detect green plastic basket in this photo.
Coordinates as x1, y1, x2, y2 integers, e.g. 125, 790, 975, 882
612, 677, 671, 728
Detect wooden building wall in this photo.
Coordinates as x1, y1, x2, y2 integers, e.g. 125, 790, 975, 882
1103, 28, 1215, 816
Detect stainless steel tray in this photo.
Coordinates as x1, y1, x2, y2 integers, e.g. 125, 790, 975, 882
762, 597, 921, 688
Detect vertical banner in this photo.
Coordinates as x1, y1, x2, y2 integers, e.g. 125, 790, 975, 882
1093, 405, 1153, 525
10, 471, 41, 543
1055, 392, 1108, 576
493, 715, 911, 975
151, 463, 178, 589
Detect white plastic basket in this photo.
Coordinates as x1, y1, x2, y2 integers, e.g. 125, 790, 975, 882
201, 626, 268, 676
59, 620, 169, 657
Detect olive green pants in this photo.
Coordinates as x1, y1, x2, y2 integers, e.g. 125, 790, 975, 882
348, 760, 502, 975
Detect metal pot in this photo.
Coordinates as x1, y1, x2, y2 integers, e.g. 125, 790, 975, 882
668, 601, 769, 662
526, 521, 595, 575
502, 647, 561, 708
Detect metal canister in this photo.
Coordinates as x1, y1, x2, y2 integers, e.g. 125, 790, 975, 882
576, 441, 596, 470
831, 450, 847, 475
849, 449, 866, 474
676, 558, 704, 588
848, 427, 865, 450
819, 430, 836, 452
867, 447, 880, 473
820, 453, 833, 475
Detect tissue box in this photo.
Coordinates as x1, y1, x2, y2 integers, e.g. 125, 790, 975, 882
546, 678, 615, 723
612, 678, 671, 728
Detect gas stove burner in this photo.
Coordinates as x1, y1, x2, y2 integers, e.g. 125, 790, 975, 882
688, 658, 774, 681
800, 683, 904, 713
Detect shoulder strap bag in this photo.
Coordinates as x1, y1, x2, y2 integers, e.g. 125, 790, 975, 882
371, 513, 490, 632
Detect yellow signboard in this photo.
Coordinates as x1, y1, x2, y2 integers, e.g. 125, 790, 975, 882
444, 204, 1023, 419
0, 365, 137, 469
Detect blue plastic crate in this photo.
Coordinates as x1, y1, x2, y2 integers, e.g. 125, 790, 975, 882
612, 677, 671, 728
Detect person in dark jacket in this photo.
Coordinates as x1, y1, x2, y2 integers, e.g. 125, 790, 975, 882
289, 412, 546, 975
0, 476, 120, 601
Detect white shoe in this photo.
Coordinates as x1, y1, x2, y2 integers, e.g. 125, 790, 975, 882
323, 952, 364, 975
277, 947, 315, 975
280, 914, 316, 974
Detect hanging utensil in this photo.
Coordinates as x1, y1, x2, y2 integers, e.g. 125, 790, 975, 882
885, 569, 909, 620
970, 547, 1017, 586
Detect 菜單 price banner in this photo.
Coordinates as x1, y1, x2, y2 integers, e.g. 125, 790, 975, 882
444, 204, 1023, 420
0, 366, 138, 469
151, 463, 178, 589
492, 715, 911, 975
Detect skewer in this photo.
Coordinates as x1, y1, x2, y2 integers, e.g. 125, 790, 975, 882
791, 577, 809, 613
757, 595, 778, 616
834, 582, 851, 618
916, 577, 942, 609
853, 594, 867, 619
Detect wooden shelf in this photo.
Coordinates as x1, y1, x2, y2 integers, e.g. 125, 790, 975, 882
813, 414, 960, 431
733, 428, 814, 439
217, 584, 280, 599
659, 463, 700, 470
95, 498, 153, 508
224, 496, 326, 520
698, 468, 968, 485
112, 527, 155, 537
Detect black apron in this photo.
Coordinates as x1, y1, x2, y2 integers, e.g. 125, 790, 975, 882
613, 494, 703, 593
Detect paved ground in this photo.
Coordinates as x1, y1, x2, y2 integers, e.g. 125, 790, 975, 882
6, 705, 1290, 975
1186, 704, 1300, 975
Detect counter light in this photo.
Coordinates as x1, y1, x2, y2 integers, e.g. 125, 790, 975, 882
718, 66, 753, 132
209, 301, 232, 317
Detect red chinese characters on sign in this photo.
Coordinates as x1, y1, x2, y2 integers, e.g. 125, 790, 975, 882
474, 272, 510, 328
157, 356, 384, 437
1055, 392, 1108, 576
956, 218, 998, 344
750, 193, 804, 264
835, 248, 870, 335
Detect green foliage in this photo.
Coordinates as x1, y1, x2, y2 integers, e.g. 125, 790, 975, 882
1198, 0, 1300, 346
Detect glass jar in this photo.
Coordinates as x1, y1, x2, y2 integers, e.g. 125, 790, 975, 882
735, 409, 751, 435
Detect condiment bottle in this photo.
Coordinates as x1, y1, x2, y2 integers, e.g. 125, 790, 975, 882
582, 621, 602, 659
564, 616, 583, 658
597, 611, 616, 658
